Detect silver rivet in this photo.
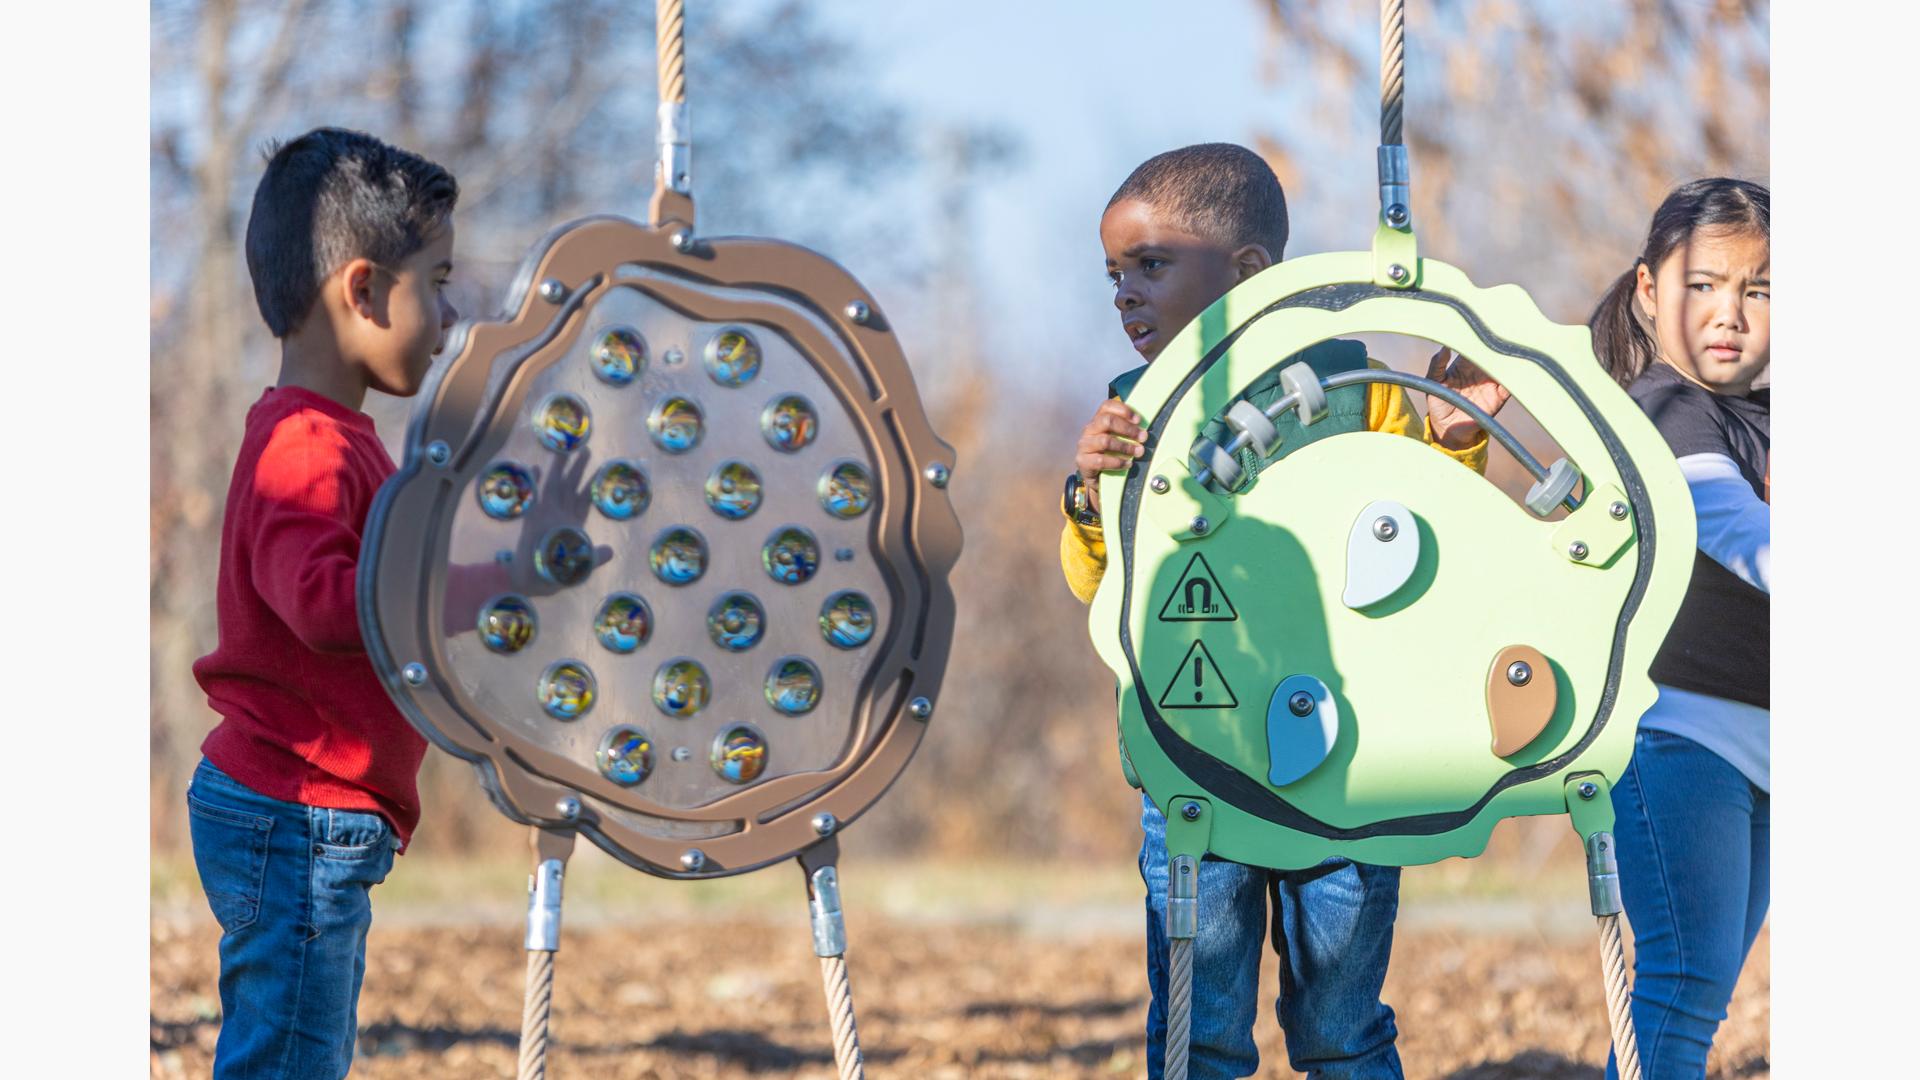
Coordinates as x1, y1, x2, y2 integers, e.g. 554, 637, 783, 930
812, 812, 838, 836
1609, 501, 1629, 520
1149, 475, 1170, 494
1372, 516, 1398, 542
538, 278, 567, 303
671, 746, 691, 762
1507, 660, 1533, 687
925, 463, 951, 488
1289, 691, 1315, 717
680, 848, 706, 872
1191, 516, 1210, 535
1181, 801, 1202, 821
1569, 540, 1590, 560
1577, 781, 1598, 801
426, 440, 451, 466
664, 347, 685, 366
845, 300, 871, 324
495, 549, 514, 564
402, 663, 427, 686
834, 548, 855, 562
1388, 263, 1410, 283
1386, 204, 1410, 228
908, 696, 933, 720
671, 229, 695, 253
556, 796, 581, 820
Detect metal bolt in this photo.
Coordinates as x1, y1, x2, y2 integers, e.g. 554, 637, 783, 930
1609, 501, 1629, 520
1568, 540, 1590, 561
1180, 801, 1202, 822
812, 812, 838, 836
1507, 660, 1533, 687
670, 229, 695, 253
426, 440, 451, 466
1372, 516, 1398, 542
538, 278, 567, 303
925, 463, 951, 488
1388, 263, 1410, 284
1150, 475, 1170, 494
1386, 203, 1410, 228
402, 663, 427, 686
680, 848, 706, 872
835, 547, 855, 562
908, 696, 933, 720
556, 796, 581, 820
1289, 691, 1315, 717
1191, 516, 1210, 535
664, 346, 685, 366
671, 746, 691, 762
844, 300, 872, 324
1577, 781, 1598, 801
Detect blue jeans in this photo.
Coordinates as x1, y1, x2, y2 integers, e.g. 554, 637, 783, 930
1608, 730, 1769, 1080
1139, 794, 1404, 1079
188, 758, 399, 1079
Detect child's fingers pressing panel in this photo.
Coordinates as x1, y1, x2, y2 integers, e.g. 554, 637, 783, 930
1077, 397, 1146, 478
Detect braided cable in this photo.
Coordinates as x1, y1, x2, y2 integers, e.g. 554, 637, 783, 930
818, 954, 866, 1080
1598, 914, 1644, 1080
1164, 936, 1194, 1080
518, 950, 555, 1080
1381, 0, 1406, 145
657, 0, 685, 104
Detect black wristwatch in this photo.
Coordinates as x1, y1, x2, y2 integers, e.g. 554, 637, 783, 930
1063, 472, 1101, 527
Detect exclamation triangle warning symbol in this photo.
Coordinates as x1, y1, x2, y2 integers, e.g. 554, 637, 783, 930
1157, 553, 1237, 621
1157, 640, 1238, 710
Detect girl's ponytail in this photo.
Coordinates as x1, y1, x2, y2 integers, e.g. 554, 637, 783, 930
1588, 265, 1656, 388
1590, 178, 1769, 390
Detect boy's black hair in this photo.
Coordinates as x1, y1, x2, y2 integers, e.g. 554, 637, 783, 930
1107, 142, 1289, 261
244, 127, 459, 338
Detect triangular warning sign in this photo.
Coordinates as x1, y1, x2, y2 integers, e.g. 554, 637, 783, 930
1157, 553, 1238, 622
1157, 640, 1239, 710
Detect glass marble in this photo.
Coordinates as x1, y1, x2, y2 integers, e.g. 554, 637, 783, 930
538, 660, 595, 720
590, 461, 649, 521
820, 591, 877, 649
477, 462, 536, 519
652, 658, 712, 718
705, 460, 763, 520
762, 526, 820, 586
594, 593, 651, 653
596, 726, 654, 785
535, 394, 591, 452
819, 460, 873, 519
592, 327, 646, 386
648, 396, 704, 453
704, 326, 763, 386
478, 594, 537, 654
649, 526, 708, 585
710, 724, 768, 784
534, 527, 595, 587
761, 394, 818, 452
707, 592, 766, 652
765, 657, 822, 715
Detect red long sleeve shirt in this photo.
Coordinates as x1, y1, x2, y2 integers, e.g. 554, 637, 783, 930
193, 386, 426, 846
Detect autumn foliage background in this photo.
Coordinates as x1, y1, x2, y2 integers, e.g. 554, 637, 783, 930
150, 0, 1769, 871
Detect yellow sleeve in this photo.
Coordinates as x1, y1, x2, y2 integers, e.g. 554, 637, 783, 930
1059, 503, 1107, 604
1362, 358, 1489, 475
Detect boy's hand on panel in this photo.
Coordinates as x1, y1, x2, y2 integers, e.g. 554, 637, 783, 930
1076, 397, 1146, 514
1425, 347, 1511, 451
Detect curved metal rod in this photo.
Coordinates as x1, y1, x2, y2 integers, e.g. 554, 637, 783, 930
1191, 368, 1580, 513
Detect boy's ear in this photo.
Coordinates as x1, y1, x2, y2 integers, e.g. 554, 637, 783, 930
339, 258, 378, 320
1232, 243, 1273, 282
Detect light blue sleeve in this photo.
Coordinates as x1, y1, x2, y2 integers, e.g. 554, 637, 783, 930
1678, 452, 1770, 593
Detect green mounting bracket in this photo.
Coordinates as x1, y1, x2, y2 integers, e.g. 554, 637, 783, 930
1553, 483, 1637, 569
1565, 772, 1616, 842
1164, 795, 1215, 863
1372, 222, 1420, 290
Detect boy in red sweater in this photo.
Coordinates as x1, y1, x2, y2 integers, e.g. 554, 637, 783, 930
187, 127, 458, 1079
